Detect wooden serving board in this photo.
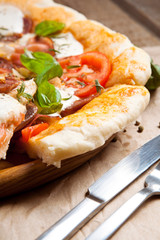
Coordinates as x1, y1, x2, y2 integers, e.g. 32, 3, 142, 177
0, 136, 114, 198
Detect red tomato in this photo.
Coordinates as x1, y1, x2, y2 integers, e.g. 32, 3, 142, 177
59, 52, 111, 97
21, 123, 49, 142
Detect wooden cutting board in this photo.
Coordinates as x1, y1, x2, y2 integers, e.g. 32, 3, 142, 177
0, 136, 114, 198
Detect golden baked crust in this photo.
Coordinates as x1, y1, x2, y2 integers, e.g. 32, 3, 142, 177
67, 20, 151, 86
26, 84, 150, 166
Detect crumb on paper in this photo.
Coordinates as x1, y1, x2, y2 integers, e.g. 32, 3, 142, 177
137, 126, 144, 133
134, 121, 140, 126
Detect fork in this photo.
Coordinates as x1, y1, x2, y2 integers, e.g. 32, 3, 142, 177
87, 161, 160, 240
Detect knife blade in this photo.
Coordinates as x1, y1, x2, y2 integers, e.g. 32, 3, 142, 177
37, 135, 160, 240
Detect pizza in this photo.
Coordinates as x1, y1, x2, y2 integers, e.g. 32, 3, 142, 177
0, 0, 151, 167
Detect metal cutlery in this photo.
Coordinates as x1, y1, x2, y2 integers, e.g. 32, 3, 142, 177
37, 135, 160, 240
87, 161, 160, 240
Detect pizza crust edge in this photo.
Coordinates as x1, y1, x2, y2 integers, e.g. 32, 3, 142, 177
25, 85, 150, 167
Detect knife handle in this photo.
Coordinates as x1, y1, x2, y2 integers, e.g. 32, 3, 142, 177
86, 187, 153, 240
37, 197, 102, 240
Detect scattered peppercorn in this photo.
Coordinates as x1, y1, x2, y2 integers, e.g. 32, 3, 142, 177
123, 129, 127, 132
135, 121, 140, 126
137, 126, 144, 133
158, 122, 160, 128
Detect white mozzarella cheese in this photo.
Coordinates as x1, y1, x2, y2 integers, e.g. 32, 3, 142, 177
9, 79, 37, 105
52, 32, 84, 58
0, 5, 24, 35
0, 94, 26, 124
17, 32, 83, 59
58, 87, 79, 110
0, 94, 26, 159
17, 33, 35, 46
49, 87, 79, 117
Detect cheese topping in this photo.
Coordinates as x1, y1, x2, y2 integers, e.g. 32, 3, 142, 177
49, 87, 79, 117
0, 94, 26, 124
59, 87, 79, 109
17, 32, 84, 59
0, 5, 24, 35
52, 33, 84, 58
18, 33, 35, 46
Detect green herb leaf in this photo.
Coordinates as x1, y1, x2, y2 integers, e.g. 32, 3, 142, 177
35, 20, 65, 37
94, 79, 104, 93
16, 82, 33, 102
76, 80, 86, 87
145, 60, 160, 90
49, 48, 61, 54
0, 27, 8, 30
36, 81, 62, 114
20, 50, 63, 114
62, 95, 72, 101
20, 50, 63, 86
67, 65, 81, 69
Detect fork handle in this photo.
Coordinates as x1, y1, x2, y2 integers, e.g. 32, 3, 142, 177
87, 187, 153, 240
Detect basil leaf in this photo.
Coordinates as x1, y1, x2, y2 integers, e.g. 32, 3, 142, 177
36, 81, 62, 114
35, 20, 65, 37
20, 51, 63, 86
20, 51, 53, 74
40, 103, 63, 114
145, 61, 160, 90
20, 50, 63, 114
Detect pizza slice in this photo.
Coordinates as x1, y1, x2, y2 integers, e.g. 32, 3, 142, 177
0, 0, 152, 167
25, 84, 149, 167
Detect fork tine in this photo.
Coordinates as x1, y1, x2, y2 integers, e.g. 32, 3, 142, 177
87, 161, 160, 240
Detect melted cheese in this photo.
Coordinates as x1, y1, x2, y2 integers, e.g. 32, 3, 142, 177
49, 87, 79, 117
0, 5, 24, 35
0, 94, 26, 159
0, 94, 26, 124
17, 32, 83, 59
52, 33, 83, 58
18, 33, 35, 46
59, 87, 79, 110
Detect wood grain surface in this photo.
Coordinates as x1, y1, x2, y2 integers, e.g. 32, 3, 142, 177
0, 136, 114, 198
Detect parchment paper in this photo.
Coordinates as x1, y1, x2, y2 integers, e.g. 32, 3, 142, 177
0, 46, 160, 240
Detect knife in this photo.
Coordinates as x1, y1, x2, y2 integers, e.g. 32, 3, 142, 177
37, 135, 160, 240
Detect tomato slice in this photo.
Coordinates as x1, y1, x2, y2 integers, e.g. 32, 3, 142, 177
21, 123, 49, 142
59, 52, 111, 98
